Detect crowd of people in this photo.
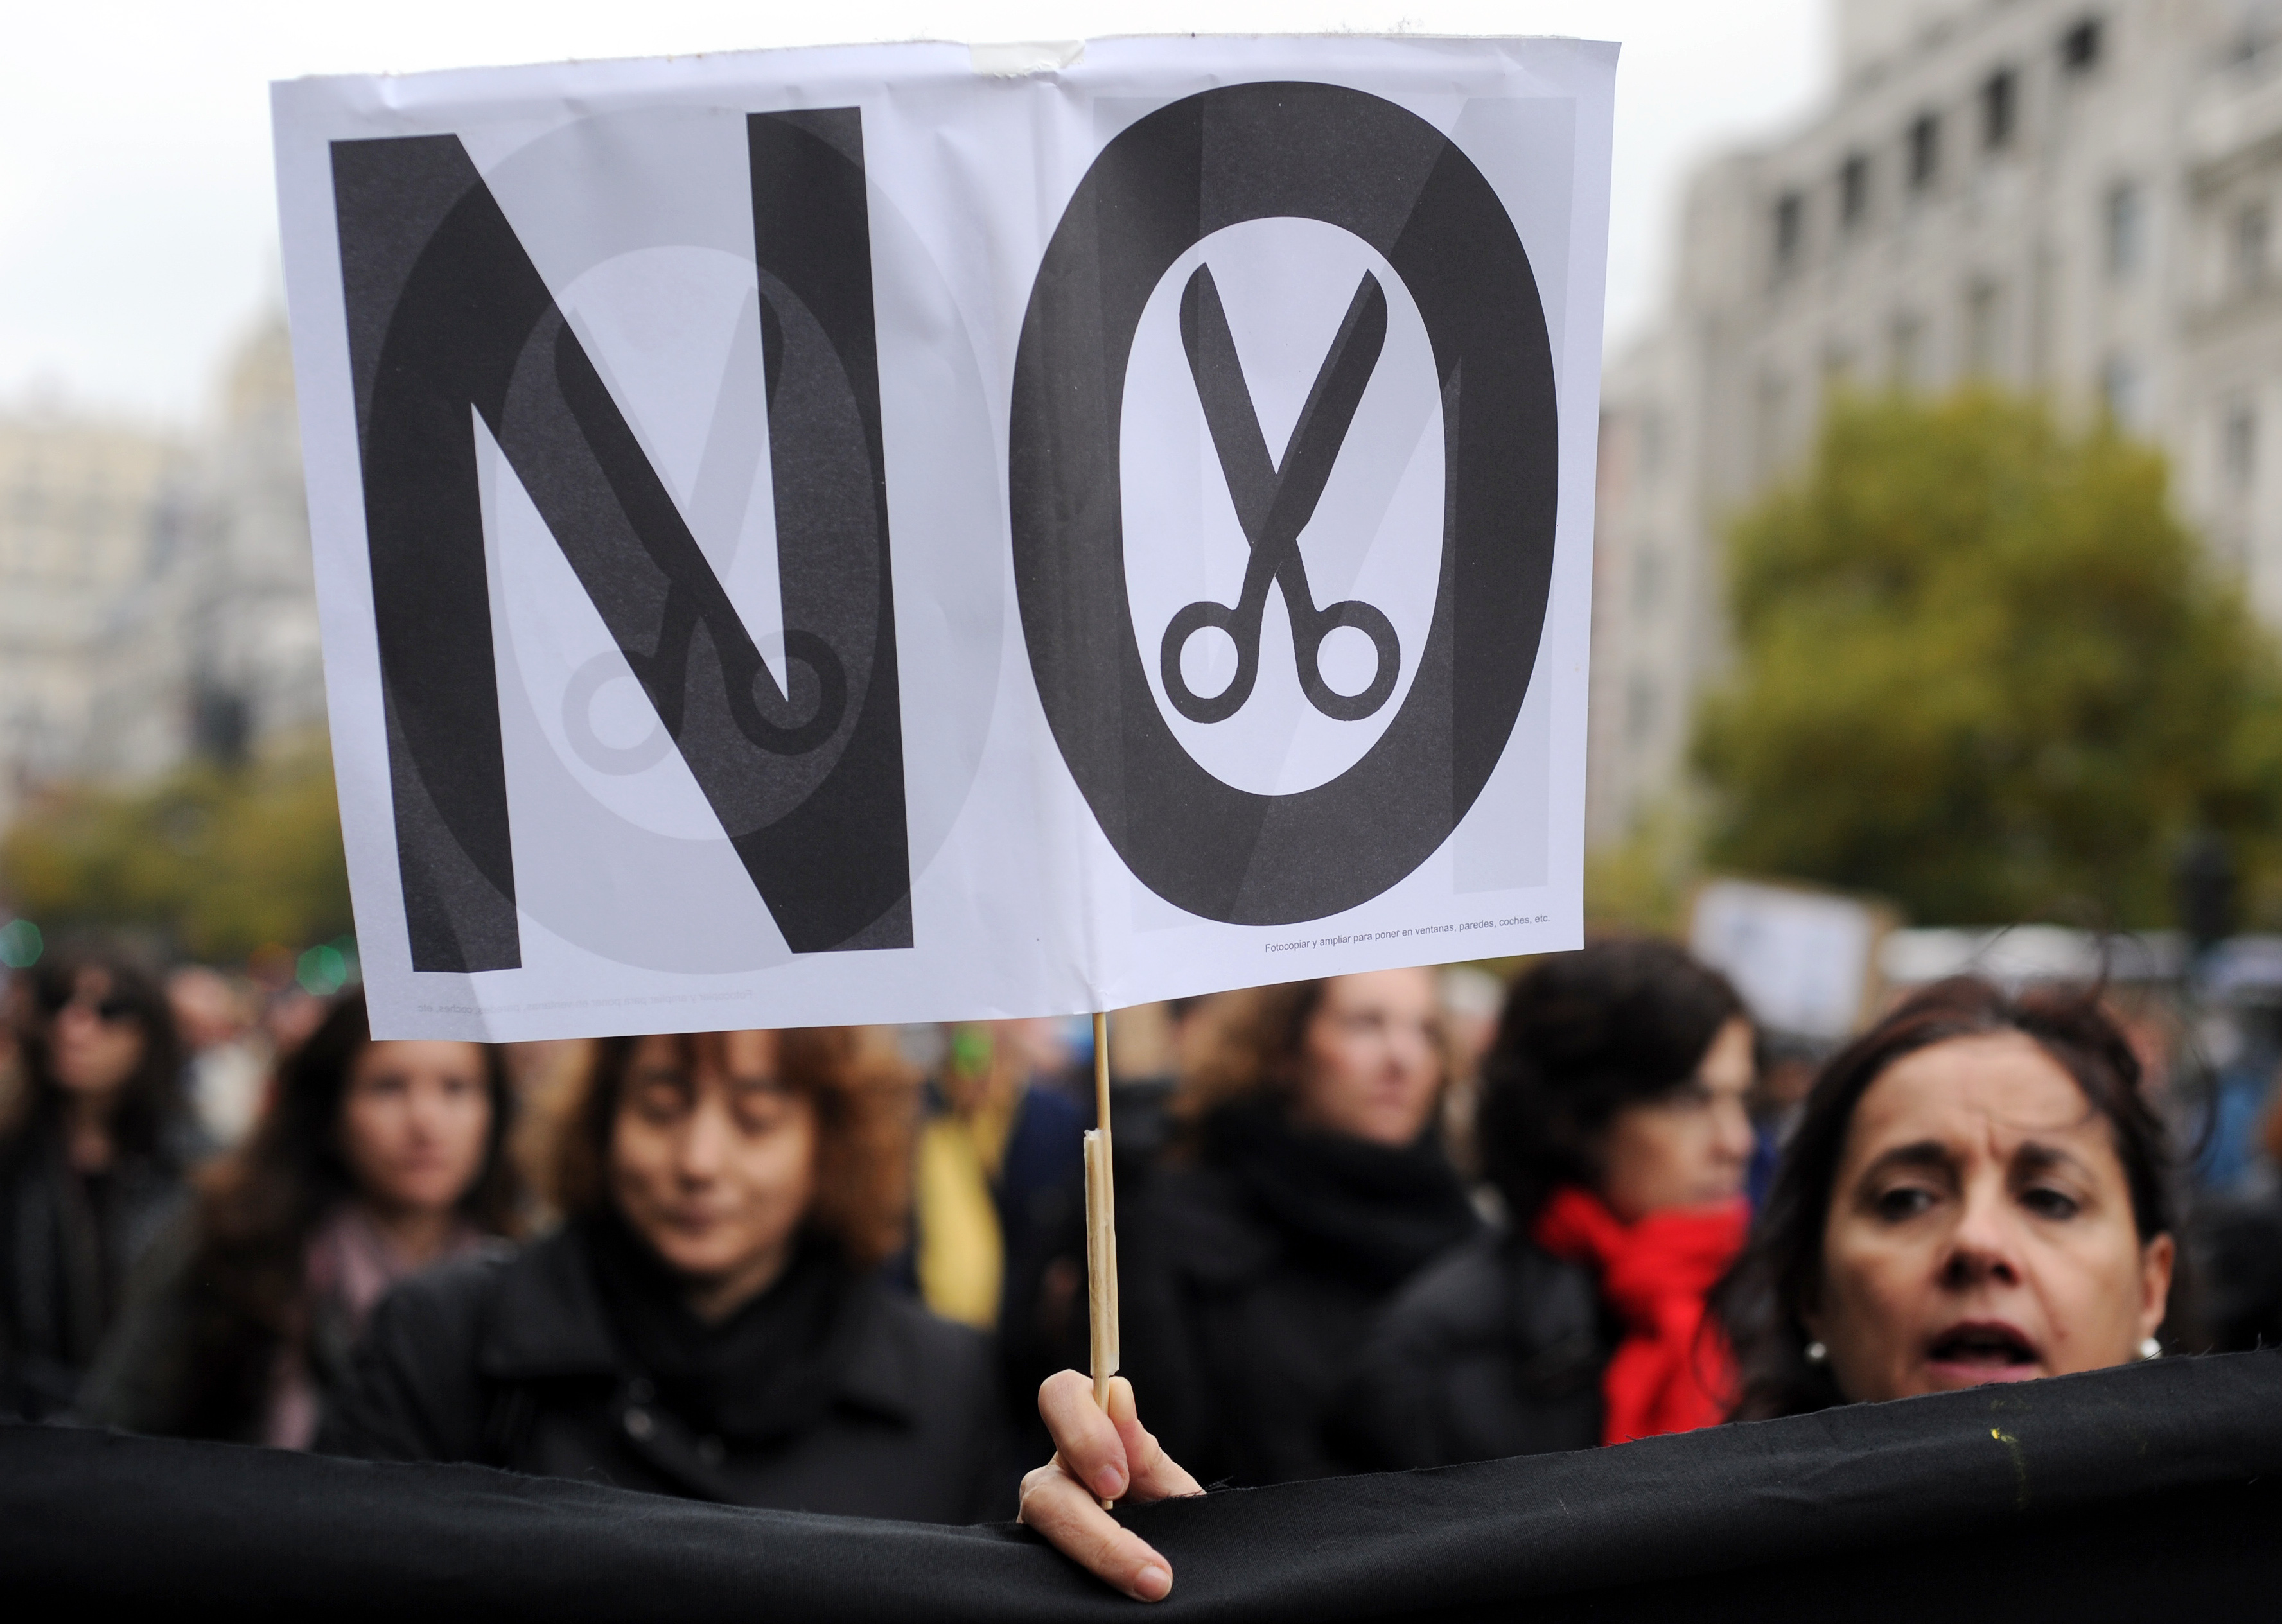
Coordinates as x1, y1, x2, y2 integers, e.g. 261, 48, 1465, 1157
0, 936, 2276, 1600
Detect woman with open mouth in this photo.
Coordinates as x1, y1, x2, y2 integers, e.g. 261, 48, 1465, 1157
1714, 975, 2179, 1417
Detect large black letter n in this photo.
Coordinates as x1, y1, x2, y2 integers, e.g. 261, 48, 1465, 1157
332, 112, 911, 972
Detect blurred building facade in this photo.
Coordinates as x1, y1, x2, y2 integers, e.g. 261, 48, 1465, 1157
0, 412, 185, 825
0, 313, 321, 826
1592, 0, 2282, 841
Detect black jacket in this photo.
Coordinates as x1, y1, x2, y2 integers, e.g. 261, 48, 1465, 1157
317, 1220, 1009, 1523
0, 1115, 189, 1421
2194, 1190, 2282, 1353
1330, 1227, 1610, 1470
1118, 1102, 1479, 1487
80, 1210, 386, 1444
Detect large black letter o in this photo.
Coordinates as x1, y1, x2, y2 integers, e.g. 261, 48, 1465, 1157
1009, 82, 1559, 925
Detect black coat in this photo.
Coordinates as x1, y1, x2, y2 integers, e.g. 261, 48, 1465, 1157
1329, 1227, 1610, 1470
2193, 1191, 2282, 1354
1117, 1102, 1479, 1487
0, 1115, 189, 1421
80, 1210, 384, 1444
317, 1221, 1009, 1523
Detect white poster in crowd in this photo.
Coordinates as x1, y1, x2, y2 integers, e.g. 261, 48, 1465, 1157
1690, 878, 1887, 1042
272, 35, 1614, 1040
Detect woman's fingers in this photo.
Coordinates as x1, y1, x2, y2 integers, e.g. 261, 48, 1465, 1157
1037, 1368, 1132, 1502
1026, 1370, 1202, 1600
1105, 1377, 1204, 1502
1017, 1457, 1175, 1602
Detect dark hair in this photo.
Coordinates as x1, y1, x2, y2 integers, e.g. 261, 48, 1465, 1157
15, 942, 185, 1160
1477, 939, 1746, 1225
1715, 977, 2179, 1422
180, 991, 520, 1435
552, 1027, 917, 1270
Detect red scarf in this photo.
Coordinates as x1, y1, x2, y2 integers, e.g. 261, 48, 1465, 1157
1531, 1186, 1748, 1445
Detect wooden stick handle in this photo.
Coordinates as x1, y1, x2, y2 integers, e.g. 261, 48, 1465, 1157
1085, 1010, 1119, 1507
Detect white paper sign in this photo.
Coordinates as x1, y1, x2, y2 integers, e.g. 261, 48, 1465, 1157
272, 35, 1614, 1040
1690, 879, 1883, 1042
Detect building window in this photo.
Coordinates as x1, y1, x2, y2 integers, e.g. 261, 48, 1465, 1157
2234, 204, 2271, 293
1966, 281, 2006, 376
1773, 191, 1804, 271
1983, 69, 2018, 150
1756, 371, 1794, 480
1626, 674, 1660, 747
1908, 114, 1940, 190
1633, 545, 1665, 615
1890, 313, 1926, 389
1840, 153, 1871, 229
2225, 403, 2258, 493
2062, 17, 2103, 73
2105, 182, 2143, 280
2102, 355, 2140, 427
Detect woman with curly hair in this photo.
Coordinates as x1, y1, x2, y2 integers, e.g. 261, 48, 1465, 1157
319, 1027, 1008, 1523
83, 990, 519, 1444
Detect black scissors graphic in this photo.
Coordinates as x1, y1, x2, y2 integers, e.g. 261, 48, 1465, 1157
1160, 263, 1402, 725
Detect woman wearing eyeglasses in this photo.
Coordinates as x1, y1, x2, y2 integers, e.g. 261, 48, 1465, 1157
319, 1027, 1010, 1523
0, 945, 191, 1420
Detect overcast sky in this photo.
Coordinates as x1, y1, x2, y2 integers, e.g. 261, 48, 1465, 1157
0, 0, 1827, 427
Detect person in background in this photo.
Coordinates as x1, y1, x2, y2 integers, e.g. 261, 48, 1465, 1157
261, 984, 330, 1061
499, 1037, 597, 1232
1745, 1030, 1823, 1211
1112, 970, 1479, 1488
82, 990, 520, 1444
320, 1027, 1008, 1523
0, 975, 24, 1140
0, 944, 190, 1420
2195, 1083, 2282, 1352
166, 966, 269, 1149
913, 1019, 1085, 1336
1335, 941, 1755, 1470
1434, 965, 1506, 1182
911, 1018, 1087, 1467
1717, 977, 2178, 1417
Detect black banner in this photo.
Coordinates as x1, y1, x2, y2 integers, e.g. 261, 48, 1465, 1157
5, 1352, 2276, 1621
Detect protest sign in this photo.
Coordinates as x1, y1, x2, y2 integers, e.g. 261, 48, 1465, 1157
272, 35, 1614, 1041
1689, 878, 1891, 1042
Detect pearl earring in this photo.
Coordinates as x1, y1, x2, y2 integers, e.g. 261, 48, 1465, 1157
2139, 1336, 2161, 1360
1804, 1340, 1828, 1365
